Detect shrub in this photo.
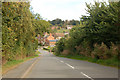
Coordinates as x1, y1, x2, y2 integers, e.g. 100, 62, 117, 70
91, 42, 119, 60
110, 43, 120, 60
55, 38, 66, 55
51, 47, 55, 52
61, 50, 71, 56
91, 43, 107, 59
75, 44, 91, 57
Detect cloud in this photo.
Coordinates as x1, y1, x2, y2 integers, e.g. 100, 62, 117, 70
30, 0, 108, 20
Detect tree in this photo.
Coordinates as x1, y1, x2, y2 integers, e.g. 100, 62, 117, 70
55, 1, 120, 57
55, 38, 66, 55
2, 2, 50, 63
68, 19, 80, 25
82, 1, 120, 48
32, 14, 51, 36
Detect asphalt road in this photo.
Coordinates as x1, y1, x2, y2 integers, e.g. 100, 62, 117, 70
3, 49, 118, 79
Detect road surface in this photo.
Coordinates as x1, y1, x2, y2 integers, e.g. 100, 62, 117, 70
3, 49, 119, 80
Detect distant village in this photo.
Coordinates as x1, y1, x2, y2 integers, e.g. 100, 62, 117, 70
37, 25, 73, 47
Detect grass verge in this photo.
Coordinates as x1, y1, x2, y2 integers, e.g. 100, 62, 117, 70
2, 51, 41, 74
43, 47, 50, 51
55, 54, 119, 68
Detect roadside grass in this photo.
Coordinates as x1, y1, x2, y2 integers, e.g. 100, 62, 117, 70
43, 47, 50, 51
2, 50, 41, 74
55, 54, 119, 68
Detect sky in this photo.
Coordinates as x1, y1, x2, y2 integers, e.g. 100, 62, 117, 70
30, 0, 108, 21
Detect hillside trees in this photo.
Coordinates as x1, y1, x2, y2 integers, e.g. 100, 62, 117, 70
49, 18, 80, 27
68, 19, 80, 25
48, 18, 63, 26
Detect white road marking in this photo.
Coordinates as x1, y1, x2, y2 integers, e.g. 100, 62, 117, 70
60, 60, 64, 63
65, 63, 75, 69
81, 72, 94, 80
54, 57, 93, 80
55, 58, 59, 60
20, 58, 40, 78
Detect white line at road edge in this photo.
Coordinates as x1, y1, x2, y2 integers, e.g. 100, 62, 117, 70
20, 57, 40, 78
65, 63, 75, 69
81, 72, 94, 80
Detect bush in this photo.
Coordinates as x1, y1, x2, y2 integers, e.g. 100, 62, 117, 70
2, 2, 49, 64
75, 44, 91, 57
61, 50, 71, 56
51, 47, 55, 52
55, 38, 66, 55
91, 42, 119, 60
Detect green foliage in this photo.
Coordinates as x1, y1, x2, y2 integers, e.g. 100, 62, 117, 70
43, 46, 50, 51
56, 54, 119, 67
2, 2, 50, 64
2, 50, 40, 73
83, 1, 120, 47
54, 1, 120, 62
91, 43, 112, 59
56, 28, 69, 33
68, 19, 80, 25
33, 14, 51, 36
51, 47, 55, 52
49, 18, 80, 27
48, 18, 63, 26
55, 38, 66, 55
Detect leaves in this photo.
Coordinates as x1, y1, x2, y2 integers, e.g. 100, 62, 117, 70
55, 1, 120, 59
2, 2, 38, 62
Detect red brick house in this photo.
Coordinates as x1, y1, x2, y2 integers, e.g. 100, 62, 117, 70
47, 33, 57, 47
39, 32, 64, 47
51, 26, 58, 30
52, 33, 64, 40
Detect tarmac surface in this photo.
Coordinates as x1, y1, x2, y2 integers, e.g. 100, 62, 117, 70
3, 49, 118, 79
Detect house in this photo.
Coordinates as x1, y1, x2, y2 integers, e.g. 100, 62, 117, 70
66, 25, 73, 30
55, 33, 64, 40
47, 33, 58, 47
47, 33, 64, 46
37, 33, 49, 46
52, 33, 64, 40
40, 32, 64, 47
49, 39, 58, 47
51, 26, 58, 30
64, 32, 69, 35
47, 33, 54, 40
